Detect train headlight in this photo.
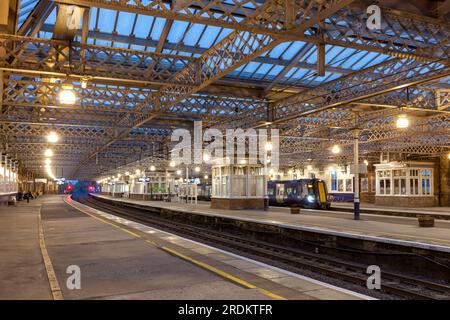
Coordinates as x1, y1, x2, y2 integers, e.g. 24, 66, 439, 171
307, 195, 315, 203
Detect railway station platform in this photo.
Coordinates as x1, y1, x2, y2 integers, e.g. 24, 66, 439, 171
0, 195, 368, 300
92, 194, 450, 250
331, 202, 450, 219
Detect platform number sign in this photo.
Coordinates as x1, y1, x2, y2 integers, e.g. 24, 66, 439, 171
366, 265, 381, 290
367, 5, 381, 30
66, 265, 81, 290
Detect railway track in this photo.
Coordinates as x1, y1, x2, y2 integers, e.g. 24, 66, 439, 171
79, 196, 450, 300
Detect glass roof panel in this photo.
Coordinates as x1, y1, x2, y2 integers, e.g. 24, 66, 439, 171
268, 42, 291, 58
240, 62, 261, 78
116, 12, 136, 36
252, 63, 273, 79
97, 9, 117, 33
265, 65, 285, 79
289, 68, 310, 81
150, 17, 167, 40
18, 0, 40, 28
214, 28, 233, 43
282, 42, 307, 60
199, 26, 223, 48
88, 7, 97, 30
130, 44, 146, 51
46, 6, 57, 25
95, 39, 112, 47
133, 15, 154, 38
183, 24, 207, 46
168, 21, 190, 43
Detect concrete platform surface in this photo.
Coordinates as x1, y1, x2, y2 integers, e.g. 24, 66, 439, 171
0, 195, 368, 300
331, 202, 450, 215
93, 194, 450, 249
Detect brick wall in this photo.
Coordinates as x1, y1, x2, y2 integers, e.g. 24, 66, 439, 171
211, 198, 265, 210
375, 196, 438, 207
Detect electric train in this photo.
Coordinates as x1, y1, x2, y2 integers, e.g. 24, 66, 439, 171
267, 179, 330, 209
197, 179, 330, 209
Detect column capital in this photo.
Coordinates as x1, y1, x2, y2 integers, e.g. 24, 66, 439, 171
352, 129, 361, 138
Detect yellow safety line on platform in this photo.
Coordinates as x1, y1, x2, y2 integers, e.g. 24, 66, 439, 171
161, 246, 286, 300
38, 208, 64, 300
65, 197, 286, 300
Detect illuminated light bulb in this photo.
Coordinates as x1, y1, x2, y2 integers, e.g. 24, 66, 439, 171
47, 131, 59, 143
150, 165, 156, 171
204, 175, 208, 179
364, 160, 369, 166
265, 142, 273, 151
117, 173, 121, 178
328, 166, 335, 172
169, 161, 176, 167
176, 170, 182, 175
59, 85, 76, 105
125, 171, 130, 176
269, 169, 274, 174
135, 169, 141, 175
396, 114, 409, 129
44, 158, 51, 165
44, 149, 53, 157
203, 153, 210, 162
81, 79, 88, 89
195, 166, 200, 173
307, 165, 313, 171
331, 145, 341, 154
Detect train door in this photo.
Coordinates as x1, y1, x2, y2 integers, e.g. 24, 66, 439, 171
275, 183, 284, 204
317, 180, 329, 208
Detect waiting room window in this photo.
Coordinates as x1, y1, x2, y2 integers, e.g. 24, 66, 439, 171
393, 169, 407, 195
421, 169, 431, 195
345, 179, 353, 192
378, 170, 391, 195
410, 169, 419, 195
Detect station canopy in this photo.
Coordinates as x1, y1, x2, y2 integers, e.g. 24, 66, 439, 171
1, 0, 449, 179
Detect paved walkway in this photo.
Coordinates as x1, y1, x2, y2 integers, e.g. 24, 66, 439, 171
0, 195, 367, 300
0, 200, 51, 299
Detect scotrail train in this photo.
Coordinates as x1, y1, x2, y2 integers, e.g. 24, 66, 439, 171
197, 178, 330, 209
267, 178, 330, 209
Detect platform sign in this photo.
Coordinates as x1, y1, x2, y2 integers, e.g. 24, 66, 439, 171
350, 164, 368, 174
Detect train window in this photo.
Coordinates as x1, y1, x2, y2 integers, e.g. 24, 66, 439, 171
306, 184, 314, 195
268, 188, 274, 196
286, 187, 292, 195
